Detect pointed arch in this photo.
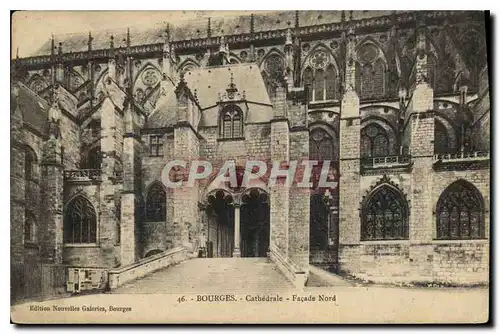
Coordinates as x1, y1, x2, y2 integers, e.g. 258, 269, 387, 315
434, 116, 458, 154
65, 67, 86, 92
436, 180, 485, 240
64, 195, 97, 244
355, 40, 388, 99
360, 118, 397, 157
228, 52, 241, 64
145, 181, 166, 222
301, 42, 339, 73
355, 36, 389, 67
94, 68, 109, 102
178, 58, 200, 75
309, 122, 338, 161
361, 177, 409, 241
260, 50, 286, 99
24, 210, 37, 244
259, 47, 286, 68
301, 44, 340, 102
24, 145, 38, 182
303, 67, 314, 101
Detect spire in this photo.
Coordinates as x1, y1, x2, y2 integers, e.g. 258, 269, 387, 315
51, 35, 55, 56
126, 27, 131, 48
88, 32, 93, 51
110, 35, 115, 49
58, 42, 63, 55
285, 27, 293, 46
16, 47, 19, 59
207, 17, 211, 38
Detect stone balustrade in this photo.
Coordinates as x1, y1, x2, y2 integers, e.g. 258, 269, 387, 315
63, 169, 102, 181
361, 155, 412, 169
434, 151, 490, 163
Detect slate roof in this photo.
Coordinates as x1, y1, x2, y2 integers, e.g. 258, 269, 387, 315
143, 80, 178, 129
32, 11, 399, 56
184, 63, 271, 109
144, 63, 271, 129
12, 83, 49, 135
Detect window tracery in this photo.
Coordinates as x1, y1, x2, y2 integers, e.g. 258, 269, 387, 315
355, 43, 386, 99
436, 181, 484, 240
361, 123, 390, 158
219, 105, 244, 139
261, 54, 285, 98
64, 196, 97, 244
302, 48, 339, 102
361, 184, 409, 241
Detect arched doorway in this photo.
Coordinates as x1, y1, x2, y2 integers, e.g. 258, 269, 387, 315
205, 190, 235, 258
309, 125, 339, 267
240, 188, 270, 257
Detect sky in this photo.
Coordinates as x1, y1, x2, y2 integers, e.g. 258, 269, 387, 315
11, 11, 267, 58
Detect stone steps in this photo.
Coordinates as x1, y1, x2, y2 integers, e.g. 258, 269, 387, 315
111, 257, 293, 294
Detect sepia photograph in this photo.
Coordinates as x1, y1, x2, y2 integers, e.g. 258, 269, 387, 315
10, 9, 491, 324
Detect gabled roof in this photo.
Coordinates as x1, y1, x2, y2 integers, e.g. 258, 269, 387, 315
184, 63, 271, 109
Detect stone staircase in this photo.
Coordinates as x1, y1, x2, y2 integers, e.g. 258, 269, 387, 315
110, 257, 293, 294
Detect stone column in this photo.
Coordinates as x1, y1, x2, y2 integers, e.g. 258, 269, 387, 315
232, 204, 241, 257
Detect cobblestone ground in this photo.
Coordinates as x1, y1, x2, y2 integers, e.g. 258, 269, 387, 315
111, 257, 294, 294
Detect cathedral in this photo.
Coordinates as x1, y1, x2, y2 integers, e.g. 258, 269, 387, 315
10, 10, 490, 303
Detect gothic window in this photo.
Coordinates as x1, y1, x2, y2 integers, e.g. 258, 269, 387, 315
303, 67, 314, 101
262, 54, 285, 98
219, 105, 244, 139
149, 135, 164, 157
434, 120, 452, 154
362, 185, 409, 241
356, 43, 386, 99
64, 196, 97, 244
361, 124, 390, 158
25, 146, 38, 181
314, 69, 325, 101
309, 128, 336, 161
24, 211, 36, 243
145, 182, 166, 222
83, 146, 102, 170
302, 49, 339, 102
325, 65, 337, 100
436, 181, 484, 240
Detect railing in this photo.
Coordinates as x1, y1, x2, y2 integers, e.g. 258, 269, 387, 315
64, 169, 102, 181
361, 155, 412, 169
434, 151, 490, 163
108, 247, 188, 289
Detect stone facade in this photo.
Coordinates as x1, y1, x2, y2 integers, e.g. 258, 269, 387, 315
11, 10, 490, 302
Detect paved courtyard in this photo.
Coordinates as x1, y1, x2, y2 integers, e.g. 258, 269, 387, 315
11, 258, 489, 324
111, 257, 293, 294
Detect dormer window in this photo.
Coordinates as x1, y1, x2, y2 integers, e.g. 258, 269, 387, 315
219, 105, 243, 139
